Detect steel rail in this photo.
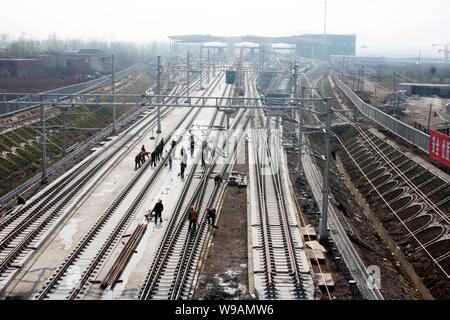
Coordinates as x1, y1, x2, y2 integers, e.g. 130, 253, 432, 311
171, 96, 252, 300
138, 84, 232, 300
34, 71, 226, 300
0, 104, 174, 274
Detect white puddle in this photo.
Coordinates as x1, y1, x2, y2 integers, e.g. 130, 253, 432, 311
91, 193, 104, 197
58, 218, 82, 250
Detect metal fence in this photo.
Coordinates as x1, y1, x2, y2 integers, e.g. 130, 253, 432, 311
332, 74, 430, 153
0, 63, 141, 117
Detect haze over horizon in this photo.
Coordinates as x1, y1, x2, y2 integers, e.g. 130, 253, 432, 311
1, 0, 449, 59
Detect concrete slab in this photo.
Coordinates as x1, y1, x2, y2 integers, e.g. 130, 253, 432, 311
305, 240, 327, 253
313, 273, 335, 289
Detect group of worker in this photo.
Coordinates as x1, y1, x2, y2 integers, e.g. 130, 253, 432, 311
135, 138, 166, 170
146, 199, 217, 232
188, 206, 217, 232
135, 146, 149, 169
150, 138, 165, 168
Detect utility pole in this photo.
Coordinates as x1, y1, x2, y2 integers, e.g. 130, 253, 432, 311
393, 72, 397, 117
298, 86, 305, 172
319, 98, 331, 243
427, 104, 433, 133
156, 55, 162, 134
207, 47, 210, 84
213, 50, 216, 76
62, 107, 67, 154
199, 44, 203, 89
292, 64, 298, 146
186, 52, 190, 97
40, 102, 47, 179
112, 54, 116, 135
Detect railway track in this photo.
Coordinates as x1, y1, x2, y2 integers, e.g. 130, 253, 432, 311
250, 110, 312, 300
297, 74, 385, 300
0, 71, 218, 295
0, 100, 175, 292
137, 84, 252, 300
245, 68, 313, 300
31, 72, 227, 299
321, 74, 449, 278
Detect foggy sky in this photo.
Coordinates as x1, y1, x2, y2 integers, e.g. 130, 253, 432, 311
1, 0, 449, 57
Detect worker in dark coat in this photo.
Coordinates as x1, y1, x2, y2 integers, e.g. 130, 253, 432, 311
214, 174, 223, 185
147, 199, 164, 224
188, 205, 197, 231
155, 145, 160, 162
141, 145, 146, 153
150, 150, 156, 167
190, 135, 195, 156
201, 149, 206, 169
205, 207, 217, 227
135, 153, 142, 169
179, 162, 186, 179
17, 195, 26, 206
171, 139, 177, 151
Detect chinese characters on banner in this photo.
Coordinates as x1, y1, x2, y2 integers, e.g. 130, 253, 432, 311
429, 130, 450, 167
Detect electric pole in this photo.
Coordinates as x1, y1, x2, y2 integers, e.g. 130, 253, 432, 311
207, 47, 210, 84
40, 101, 47, 179
112, 54, 116, 135
156, 55, 162, 134
200, 44, 203, 89
427, 104, 433, 133
393, 72, 397, 117
186, 52, 190, 97
319, 98, 331, 243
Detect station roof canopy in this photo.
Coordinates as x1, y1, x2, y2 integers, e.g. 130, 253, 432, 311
168, 34, 329, 45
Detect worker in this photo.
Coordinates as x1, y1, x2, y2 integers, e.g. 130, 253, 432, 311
16, 195, 26, 206
167, 151, 173, 169
141, 145, 146, 153
180, 146, 185, 158
214, 174, 223, 186
205, 207, 217, 227
140, 151, 146, 164
135, 153, 142, 169
190, 135, 195, 156
171, 139, 177, 151
188, 205, 197, 232
201, 149, 206, 169
157, 140, 163, 159
147, 199, 164, 224
150, 149, 156, 167
155, 144, 161, 162
179, 161, 186, 179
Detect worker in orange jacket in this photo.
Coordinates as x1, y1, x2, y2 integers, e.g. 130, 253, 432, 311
188, 205, 197, 232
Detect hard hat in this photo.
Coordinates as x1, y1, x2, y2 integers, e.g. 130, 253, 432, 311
205, 207, 209, 210
190, 205, 194, 209
159, 199, 162, 203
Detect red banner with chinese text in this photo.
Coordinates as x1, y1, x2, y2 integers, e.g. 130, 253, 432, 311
429, 130, 450, 167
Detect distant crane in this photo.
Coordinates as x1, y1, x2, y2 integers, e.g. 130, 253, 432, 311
432, 40, 449, 64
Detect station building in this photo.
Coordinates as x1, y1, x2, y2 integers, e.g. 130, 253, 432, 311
168, 34, 356, 60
